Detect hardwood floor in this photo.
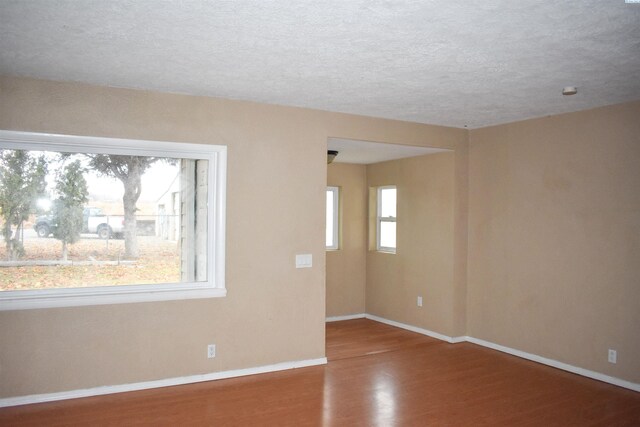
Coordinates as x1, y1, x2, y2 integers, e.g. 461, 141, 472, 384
1, 319, 639, 426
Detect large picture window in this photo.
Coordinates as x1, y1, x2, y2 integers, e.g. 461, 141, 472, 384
0, 130, 226, 310
377, 186, 396, 253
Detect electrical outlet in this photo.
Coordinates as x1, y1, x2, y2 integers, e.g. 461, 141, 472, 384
608, 349, 617, 364
417, 296, 423, 307
207, 344, 216, 359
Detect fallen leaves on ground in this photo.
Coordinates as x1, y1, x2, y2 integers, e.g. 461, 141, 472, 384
0, 236, 182, 290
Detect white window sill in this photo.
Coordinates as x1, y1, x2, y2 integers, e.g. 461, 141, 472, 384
0, 285, 226, 311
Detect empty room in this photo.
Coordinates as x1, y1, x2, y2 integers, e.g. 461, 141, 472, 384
0, 1, 639, 425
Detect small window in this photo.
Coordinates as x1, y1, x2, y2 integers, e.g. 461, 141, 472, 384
326, 186, 339, 250
377, 186, 396, 253
0, 130, 227, 310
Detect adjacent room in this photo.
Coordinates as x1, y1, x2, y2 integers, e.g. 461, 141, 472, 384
0, 1, 638, 425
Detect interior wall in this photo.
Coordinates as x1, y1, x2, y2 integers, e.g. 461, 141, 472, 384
0, 76, 467, 398
326, 163, 367, 317
468, 101, 640, 383
4, 75, 631, 396
366, 152, 456, 336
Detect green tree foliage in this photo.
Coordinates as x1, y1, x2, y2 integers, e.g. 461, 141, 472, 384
87, 154, 166, 259
0, 150, 48, 260
52, 160, 88, 261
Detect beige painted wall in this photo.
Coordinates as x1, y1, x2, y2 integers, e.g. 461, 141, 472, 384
468, 101, 640, 383
366, 152, 457, 336
0, 76, 467, 398
2, 75, 633, 396
326, 163, 367, 317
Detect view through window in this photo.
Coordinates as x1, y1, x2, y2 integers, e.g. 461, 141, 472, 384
326, 186, 339, 249
377, 186, 396, 252
0, 142, 212, 293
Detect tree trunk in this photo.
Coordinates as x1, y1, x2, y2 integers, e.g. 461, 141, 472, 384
62, 241, 68, 262
122, 162, 142, 259
3, 222, 12, 261
3, 222, 19, 261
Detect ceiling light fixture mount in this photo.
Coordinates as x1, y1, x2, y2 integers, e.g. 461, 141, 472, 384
562, 86, 578, 96
327, 150, 339, 164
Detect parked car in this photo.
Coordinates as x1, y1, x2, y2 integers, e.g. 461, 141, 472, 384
87, 211, 125, 239
33, 207, 124, 239
33, 214, 55, 238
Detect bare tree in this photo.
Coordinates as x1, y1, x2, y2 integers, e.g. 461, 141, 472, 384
87, 155, 164, 259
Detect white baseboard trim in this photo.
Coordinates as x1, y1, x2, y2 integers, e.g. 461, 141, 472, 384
326, 313, 366, 322
465, 337, 640, 393
0, 357, 327, 408
355, 314, 639, 392
364, 313, 464, 344
4, 318, 637, 408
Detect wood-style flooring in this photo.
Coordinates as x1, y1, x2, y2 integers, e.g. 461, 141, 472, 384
1, 319, 639, 426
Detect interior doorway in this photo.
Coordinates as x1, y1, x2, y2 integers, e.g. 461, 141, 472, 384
325, 137, 455, 343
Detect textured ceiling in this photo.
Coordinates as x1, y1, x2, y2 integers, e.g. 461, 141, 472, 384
1, 1, 639, 128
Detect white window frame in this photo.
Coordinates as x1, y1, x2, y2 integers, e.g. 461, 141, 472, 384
0, 130, 227, 310
326, 186, 339, 250
376, 185, 396, 253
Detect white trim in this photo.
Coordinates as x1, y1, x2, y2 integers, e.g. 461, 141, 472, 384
449, 335, 467, 344
0, 287, 227, 311
0, 130, 218, 159
364, 314, 462, 344
326, 313, 366, 322
0, 357, 327, 408
212, 148, 227, 292
0, 130, 227, 311
464, 336, 640, 393
360, 314, 639, 392
376, 186, 396, 253
3, 316, 636, 407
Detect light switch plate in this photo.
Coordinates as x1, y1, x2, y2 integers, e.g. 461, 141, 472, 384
296, 254, 312, 268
